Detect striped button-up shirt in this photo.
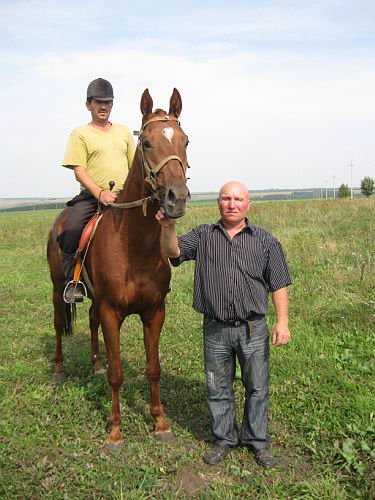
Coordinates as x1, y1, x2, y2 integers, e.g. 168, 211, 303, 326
170, 219, 292, 321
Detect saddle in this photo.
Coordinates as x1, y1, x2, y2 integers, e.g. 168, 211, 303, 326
78, 213, 101, 253
63, 212, 103, 304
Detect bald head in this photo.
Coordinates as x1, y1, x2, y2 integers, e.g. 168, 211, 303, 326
218, 181, 249, 200
217, 181, 251, 229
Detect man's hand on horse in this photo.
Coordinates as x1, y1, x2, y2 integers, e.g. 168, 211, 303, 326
155, 207, 176, 229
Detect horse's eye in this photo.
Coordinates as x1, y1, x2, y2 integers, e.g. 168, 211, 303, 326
143, 139, 152, 149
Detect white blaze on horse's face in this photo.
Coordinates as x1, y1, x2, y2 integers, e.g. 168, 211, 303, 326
161, 127, 174, 144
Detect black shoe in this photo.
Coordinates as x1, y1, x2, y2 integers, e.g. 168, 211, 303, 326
61, 252, 86, 303
63, 281, 86, 303
253, 448, 277, 468
203, 445, 230, 465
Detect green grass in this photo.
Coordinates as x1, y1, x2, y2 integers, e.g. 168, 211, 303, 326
0, 199, 374, 499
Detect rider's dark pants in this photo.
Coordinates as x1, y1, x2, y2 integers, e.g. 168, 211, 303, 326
57, 190, 98, 254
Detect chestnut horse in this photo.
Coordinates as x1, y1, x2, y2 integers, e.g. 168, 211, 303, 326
47, 88, 190, 449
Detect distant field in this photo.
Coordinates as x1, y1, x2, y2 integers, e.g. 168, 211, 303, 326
0, 198, 69, 210
0, 198, 374, 498
0, 188, 364, 211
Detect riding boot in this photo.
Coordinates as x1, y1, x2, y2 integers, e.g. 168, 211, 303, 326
61, 251, 76, 282
61, 251, 85, 303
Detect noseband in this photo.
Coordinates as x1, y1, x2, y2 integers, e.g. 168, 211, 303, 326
138, 115, 188, 193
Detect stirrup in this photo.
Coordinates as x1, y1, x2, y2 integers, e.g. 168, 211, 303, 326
63, 280, 87, 304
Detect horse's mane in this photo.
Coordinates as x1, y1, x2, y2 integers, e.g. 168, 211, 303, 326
140, 108, 167, 125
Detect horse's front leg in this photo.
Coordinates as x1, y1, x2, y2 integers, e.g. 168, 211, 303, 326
142, 304, 175, 442
89, 301, 105, 375
100, 302, 124, 450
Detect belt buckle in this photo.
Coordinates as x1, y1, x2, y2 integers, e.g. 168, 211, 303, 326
234, 320, 241, 327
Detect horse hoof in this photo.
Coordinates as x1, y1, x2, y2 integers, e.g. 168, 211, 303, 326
155, 431, 176, 442
104, 441, 124, 454
53, 372, 66, 382
95, 368, 107, 376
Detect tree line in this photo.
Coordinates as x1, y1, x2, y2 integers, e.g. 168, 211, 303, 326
338, 176, 374, 198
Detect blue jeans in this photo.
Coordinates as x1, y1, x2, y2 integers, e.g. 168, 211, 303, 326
203, 315, 270, 450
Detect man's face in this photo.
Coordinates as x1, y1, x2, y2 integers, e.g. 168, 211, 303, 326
86, 99, 113, 123
218, 183, 251, 226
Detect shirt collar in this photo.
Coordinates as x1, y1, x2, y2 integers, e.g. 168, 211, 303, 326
213, 218, 254, 233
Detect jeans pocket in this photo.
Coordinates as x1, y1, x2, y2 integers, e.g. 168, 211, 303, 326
203, 316, 217, 332
251, 317, 269, 338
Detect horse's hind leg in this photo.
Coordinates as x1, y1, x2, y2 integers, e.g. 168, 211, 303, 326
89, 301, 105, 375
53, 289, 67, 381
142, 305, 175, 442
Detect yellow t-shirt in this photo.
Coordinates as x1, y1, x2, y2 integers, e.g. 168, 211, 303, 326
62, 123, 136, 191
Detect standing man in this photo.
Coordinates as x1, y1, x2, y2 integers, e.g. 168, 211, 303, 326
57, 78, 135, 301
156, 181, 292, 468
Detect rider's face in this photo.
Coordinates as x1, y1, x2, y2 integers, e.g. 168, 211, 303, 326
86, 99, 113, 124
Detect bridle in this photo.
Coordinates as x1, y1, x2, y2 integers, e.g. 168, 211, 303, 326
109, 114, 189, 211
139, 114, 188, 192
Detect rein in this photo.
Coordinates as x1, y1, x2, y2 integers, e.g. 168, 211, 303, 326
109, 114, 188, 212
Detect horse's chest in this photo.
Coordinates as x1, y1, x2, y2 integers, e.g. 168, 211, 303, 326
112, 264, 170, 304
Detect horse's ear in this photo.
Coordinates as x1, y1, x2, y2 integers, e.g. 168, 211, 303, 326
140, 88, 153, 117
169, 88, 182, 118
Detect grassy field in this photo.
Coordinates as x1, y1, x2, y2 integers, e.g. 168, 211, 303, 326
0, 199, 374, 499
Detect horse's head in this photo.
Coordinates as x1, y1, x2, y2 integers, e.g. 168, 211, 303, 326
138, 88, 190, 219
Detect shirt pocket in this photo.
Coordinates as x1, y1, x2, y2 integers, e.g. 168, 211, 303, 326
238, 250, 265, 281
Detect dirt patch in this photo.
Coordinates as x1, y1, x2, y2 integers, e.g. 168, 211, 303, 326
176, 468, 209, 496
276, 448, 314, 476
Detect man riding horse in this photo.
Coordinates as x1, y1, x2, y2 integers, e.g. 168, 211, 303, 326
57, 78, 135, 302
48, 87, 190, 448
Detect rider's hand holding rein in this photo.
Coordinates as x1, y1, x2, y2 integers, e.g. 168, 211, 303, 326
98, 189, 117, 206
74, 165, 118, 206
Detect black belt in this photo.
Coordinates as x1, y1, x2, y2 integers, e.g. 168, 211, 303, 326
219, 319, 244, 327
211, 313, 264, 327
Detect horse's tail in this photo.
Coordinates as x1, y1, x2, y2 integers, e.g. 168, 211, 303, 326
63, 302, 77, 336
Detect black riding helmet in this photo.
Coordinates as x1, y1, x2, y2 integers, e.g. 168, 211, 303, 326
87, 78, 114, 101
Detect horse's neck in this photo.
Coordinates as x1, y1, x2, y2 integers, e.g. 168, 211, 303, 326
117, 153, 145, 204
113, 153, 160, 236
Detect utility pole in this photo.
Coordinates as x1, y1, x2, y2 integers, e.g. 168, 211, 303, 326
348, 161, 355, 199
333, 174, 336, 198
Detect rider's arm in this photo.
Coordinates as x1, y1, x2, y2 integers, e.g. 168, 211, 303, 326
126, 129, 136, 168
74, 166, 117, 206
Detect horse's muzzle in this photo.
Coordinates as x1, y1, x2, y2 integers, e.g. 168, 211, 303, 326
163, 186, 191, 219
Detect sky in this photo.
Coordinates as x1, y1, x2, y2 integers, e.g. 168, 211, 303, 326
1, 0, 375, 197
